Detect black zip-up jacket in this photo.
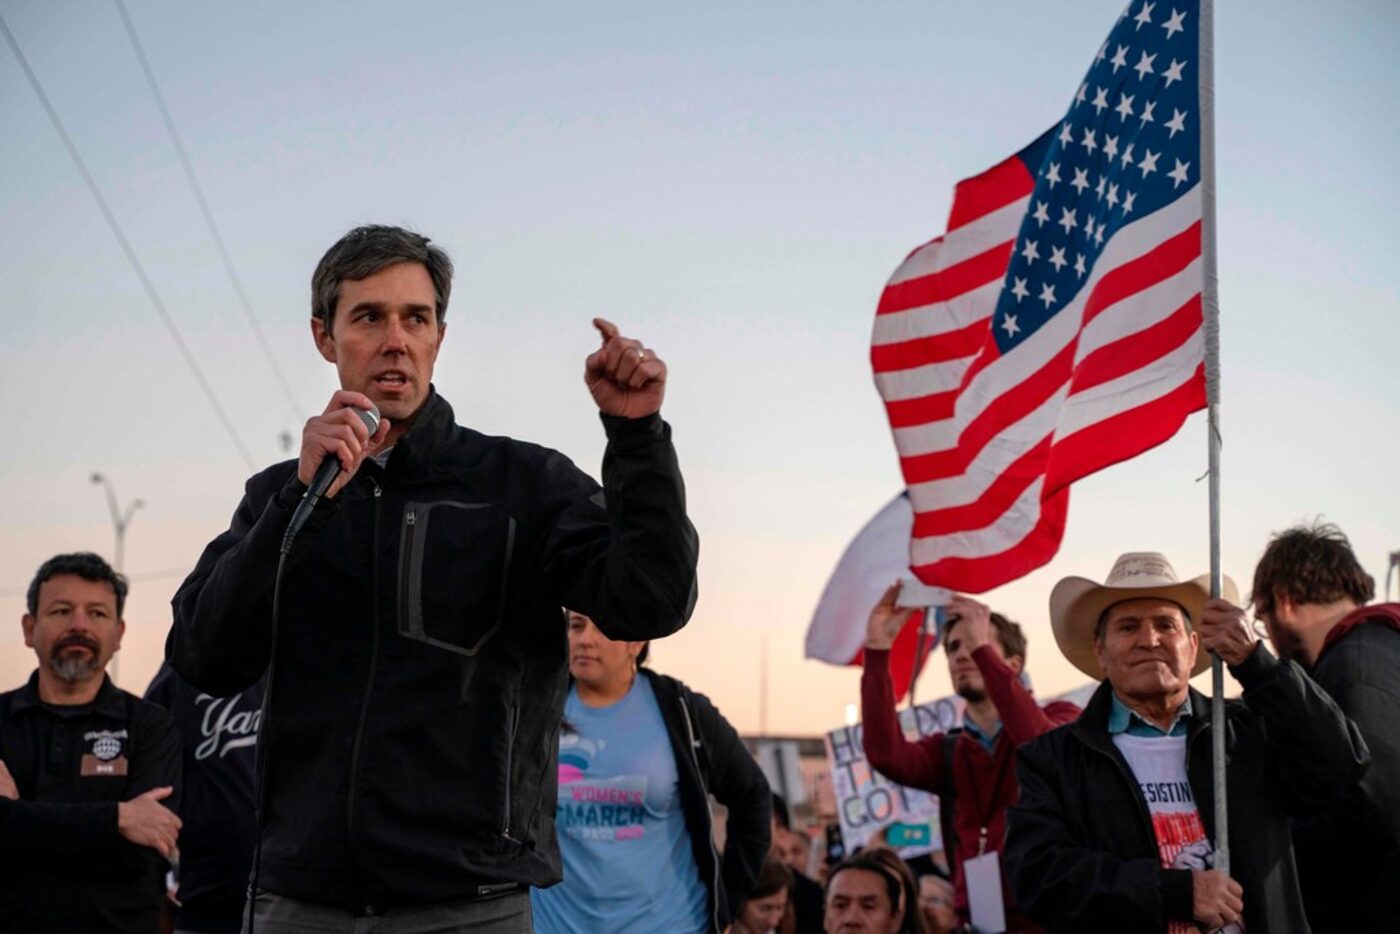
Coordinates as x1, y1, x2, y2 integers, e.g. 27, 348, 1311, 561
167, 390, 699, 909
641, 669, 772, 932
1005, 645, 1368, 933
1292, 610, 1400, 932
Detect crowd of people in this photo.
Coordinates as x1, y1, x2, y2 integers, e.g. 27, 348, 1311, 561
759, 527, 1397, 934
1, 224, 1395, 933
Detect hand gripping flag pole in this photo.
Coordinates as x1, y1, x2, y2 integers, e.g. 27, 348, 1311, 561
1199, 0, 1228, 875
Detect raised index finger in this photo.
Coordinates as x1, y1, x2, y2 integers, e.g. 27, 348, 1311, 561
592, 317, 620, 343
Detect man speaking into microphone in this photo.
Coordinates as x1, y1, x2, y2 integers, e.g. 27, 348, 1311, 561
167, 225, 698, 930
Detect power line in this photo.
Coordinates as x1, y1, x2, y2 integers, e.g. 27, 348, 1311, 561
0, 11, 257, 471
113, 0, 305, 424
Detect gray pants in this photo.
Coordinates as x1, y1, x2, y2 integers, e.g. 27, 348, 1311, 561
242, 890, 533, 934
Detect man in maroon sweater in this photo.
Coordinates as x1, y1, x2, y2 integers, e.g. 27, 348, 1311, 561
861, 582, 1079, 930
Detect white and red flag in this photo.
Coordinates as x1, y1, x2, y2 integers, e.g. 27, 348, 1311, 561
874, 2, 1209, 592
804, 494, 941, 700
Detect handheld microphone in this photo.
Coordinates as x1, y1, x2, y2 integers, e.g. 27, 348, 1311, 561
280, 404, 380, 554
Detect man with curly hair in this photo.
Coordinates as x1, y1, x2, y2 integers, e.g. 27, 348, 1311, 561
1251, 521, 1400, 932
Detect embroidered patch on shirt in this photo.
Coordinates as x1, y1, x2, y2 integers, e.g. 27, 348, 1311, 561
80, 729, 129, 776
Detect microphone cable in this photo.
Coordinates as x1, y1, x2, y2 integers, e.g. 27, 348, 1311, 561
246, 543, 290, 934
247, 407, 378, 931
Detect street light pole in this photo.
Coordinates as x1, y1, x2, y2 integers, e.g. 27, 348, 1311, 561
90, 473, 143, 684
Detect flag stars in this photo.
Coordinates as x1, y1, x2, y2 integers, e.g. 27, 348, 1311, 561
1168, 158, 1191, 188
1134, 50, 1158, 80
1165, 108, 1188, 138
1103, 134, 1120, 160
1123, 190, 1137, 214
1140, 100, 1157, 126
1073, 253, 1087, 277
1106, 182, 1120, 208
1134, 1, 1155, 30
1011, 277, 1030, 302
1094, 224, 1106, 246
1058, 206, 1078, 235
1121, 142, 1135, 168
1095, 174, 1107, 199
1075, 82, 1088, 107
1162, 8, 1187, 38
1081, 127, 1098, 154
1110, 44, 1130, 73
1060, 122, 1075, 146
1021, 239, 1041, 264
1032, 200, 1050, 227
1092, 86, 1110, 114
1116, 92, 1135, 121
1001, 314, 1022, 337
1162, 58, 1187, 87
1039, 282, 1057, 309
1049, 245, 1068, 273
1071, 167, 1090, 194
1138, 149, 1161, 177
1045, 162, 1062, 188
1085, 215, 1097, 240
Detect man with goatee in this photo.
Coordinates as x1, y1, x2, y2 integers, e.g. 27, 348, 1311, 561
860, 583, 1080, 931
0, 552, 182, 933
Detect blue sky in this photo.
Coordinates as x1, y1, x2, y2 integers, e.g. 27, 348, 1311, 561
2, 0, 1396, 732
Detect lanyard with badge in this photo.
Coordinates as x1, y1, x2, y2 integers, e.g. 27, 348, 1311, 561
962, 734, 1012, 934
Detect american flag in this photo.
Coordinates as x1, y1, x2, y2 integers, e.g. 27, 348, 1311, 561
873, 1, 1209, 592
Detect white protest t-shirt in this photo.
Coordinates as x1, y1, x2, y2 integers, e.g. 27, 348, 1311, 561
1113, 733, 1229, 934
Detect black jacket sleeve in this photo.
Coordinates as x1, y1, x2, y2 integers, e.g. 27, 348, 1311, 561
1005, 738, 1189, 931
1292, 629, 1400, 856
1228, 643, 1370, 812
0, 798, 123, 856
539, 413, 699, 641
167, 468, 328, 695
690, 688, 771, 914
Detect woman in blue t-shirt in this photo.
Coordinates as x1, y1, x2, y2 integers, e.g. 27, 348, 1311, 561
530, 611, 773, 934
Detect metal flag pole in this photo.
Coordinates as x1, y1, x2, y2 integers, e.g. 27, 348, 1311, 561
1199, 0, 1228, 875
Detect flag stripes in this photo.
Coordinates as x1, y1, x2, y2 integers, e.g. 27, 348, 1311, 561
874, 173, 1205, 591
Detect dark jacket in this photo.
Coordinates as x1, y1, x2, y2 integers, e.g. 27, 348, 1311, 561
862, 644, 1080, 926
642, 669, 772, 932
0, 672, 181, 934
145, 662, 262, 934
1293, 605, 1400, 932
1005, 645, 1369, 933
168, 391, 699, 909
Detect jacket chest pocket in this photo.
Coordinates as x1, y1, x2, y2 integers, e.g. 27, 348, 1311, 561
396, 500, 517, 656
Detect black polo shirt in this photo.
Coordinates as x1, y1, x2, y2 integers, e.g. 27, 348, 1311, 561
0, 671, 181, 934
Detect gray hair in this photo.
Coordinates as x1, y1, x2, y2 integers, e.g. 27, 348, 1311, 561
311, 225, 454, 332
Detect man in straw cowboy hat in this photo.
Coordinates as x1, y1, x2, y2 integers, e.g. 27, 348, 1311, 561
1002, 552, 1369, 933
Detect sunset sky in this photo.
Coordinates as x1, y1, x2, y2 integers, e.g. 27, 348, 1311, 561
3, 0, 1396, 735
